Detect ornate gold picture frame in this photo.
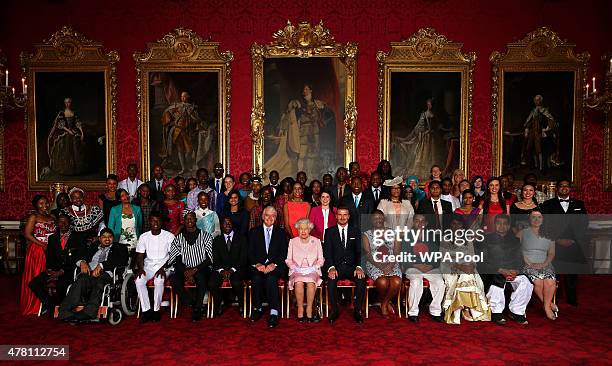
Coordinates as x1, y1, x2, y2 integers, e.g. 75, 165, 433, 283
490, 27, 589, 186
135, 28, 232, 179
251, 21, 357, 178
378, 28, 475, 181
22, 26, 118, 190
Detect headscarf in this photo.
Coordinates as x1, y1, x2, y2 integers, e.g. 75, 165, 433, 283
406, 175, 425, 202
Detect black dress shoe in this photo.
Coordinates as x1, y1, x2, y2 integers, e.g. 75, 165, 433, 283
73, 312, 94, 323
408, 315, 419, 323
140, 310, 152, 324
508, 312, 528, 325
192, 307, 203, 322
297, 316, 306, 323
491, 313, 507, 325
328, 310, 339, 325
250, 309, 262, 322
430, 314, 444, 323
214, 305, 224, 317
152, 311, 161, 322
267, 315, 279, 328
309, 313, 321, 323
62, 314, 78, 323
353, 311, 363, 323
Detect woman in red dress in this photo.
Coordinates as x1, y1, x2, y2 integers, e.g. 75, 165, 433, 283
283, 181, 311, 238
20, 195, 56, 315
161, 180, 185, 235
479, 177, 509, 232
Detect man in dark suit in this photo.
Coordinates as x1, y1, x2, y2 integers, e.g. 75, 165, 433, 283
248, 206, 288, 328
209, 216, 248, 315
209, 162, 225, 195
323, 206, 366, 324
362, 171, 387, 208
339, 176, 375, 231
146, 164, 166, 203
416, 180, 453, 230
331, 167, 350, 203
58, 228, 128, 322
29, 214, 82, 316
540, 179, 588, 306
262, 170, 280, 199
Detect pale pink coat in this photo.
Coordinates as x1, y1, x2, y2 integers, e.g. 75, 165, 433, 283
285, 236, 325, 290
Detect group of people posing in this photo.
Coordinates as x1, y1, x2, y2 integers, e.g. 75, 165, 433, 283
20, 160, 587, 328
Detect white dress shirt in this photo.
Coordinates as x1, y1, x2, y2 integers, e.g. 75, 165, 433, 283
119, 177, 143, 201
559, 197, 570, 213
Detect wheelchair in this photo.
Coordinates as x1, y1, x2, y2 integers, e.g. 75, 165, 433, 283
58, 264, 139, 325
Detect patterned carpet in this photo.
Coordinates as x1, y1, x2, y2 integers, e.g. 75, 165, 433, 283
1, 274, 611, 365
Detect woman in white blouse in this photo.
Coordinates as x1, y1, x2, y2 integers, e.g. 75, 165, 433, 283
376, 176, 414, 230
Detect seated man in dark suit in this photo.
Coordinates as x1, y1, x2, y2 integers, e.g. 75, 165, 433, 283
58, 228, 128, 323
416, 180, 453, 230
248, 206, 288, 328
339, 175, 375, 231
29, 214, 82, 316
323, 206, 366, 324
483, 214, 532, 325
209, 216, 248, 316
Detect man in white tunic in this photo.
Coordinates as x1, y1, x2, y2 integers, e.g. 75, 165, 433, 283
135, 212, 175, 322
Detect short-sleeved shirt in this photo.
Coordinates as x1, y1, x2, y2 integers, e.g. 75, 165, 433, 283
136, 230, 175, 272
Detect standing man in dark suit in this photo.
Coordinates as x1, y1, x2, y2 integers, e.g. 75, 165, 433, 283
146, 164, 166, 203
362, 171, 386, 209
416, 181, 453, 230
263, 170, 280, 199
248, 206, 288, 328
331, 167, 350, 204
29, 214, 82, 315
209, 162, 225, 195
540, 178, 588, 306
58, 228, 128, 322
210, 216, 248, 315
323, 206, 365, 324
340, 176, 375, 231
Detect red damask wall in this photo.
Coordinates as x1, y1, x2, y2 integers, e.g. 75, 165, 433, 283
1, 0, 610, 219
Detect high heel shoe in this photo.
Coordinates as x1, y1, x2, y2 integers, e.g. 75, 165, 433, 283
297, 316, 306, 323
551, 304, 559, 317
544, 307, 557, 321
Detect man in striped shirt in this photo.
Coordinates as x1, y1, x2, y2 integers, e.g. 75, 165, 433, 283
168, 211, 213, 322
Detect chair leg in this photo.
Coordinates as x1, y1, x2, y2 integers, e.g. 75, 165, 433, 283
397, 289, 401, 319
137, 301, 140, 318
170, 288, 174, 319
365, 287, 369, 319
281, 286, 285, 319
38, 303, 42, 317
318, 287, 323, 318
208, 292, 213, 318
404, 284, 409, 318
287, 289, 290, 318
325, 287, 329, 318
242, 286, 245, 319
174, 295, 179, 318
249, 286, 252, 317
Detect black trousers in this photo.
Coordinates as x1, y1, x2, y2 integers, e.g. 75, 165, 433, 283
58, 273, 111, 319
327, 266, 366, 313
171, 268, 209, 308
208, 270, 244, 309
251, 268, 281, 312
29, 272, 72, 308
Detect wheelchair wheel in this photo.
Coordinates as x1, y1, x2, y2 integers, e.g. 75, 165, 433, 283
121, 272, 139, 316
108, 308, 122, 325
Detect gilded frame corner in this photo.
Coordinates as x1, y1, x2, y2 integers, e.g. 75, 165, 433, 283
134, 28, 233, 179
490, 27, 589, 187
377, 27, 475, 178
21, 26, 119, 191
250, 20, 358, 176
